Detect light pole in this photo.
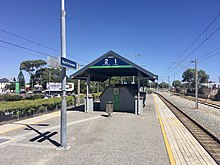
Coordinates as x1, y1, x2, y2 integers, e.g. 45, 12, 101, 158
168, 76, 170, 93
191, 59, 198, 109
125, 54, 141, 84
60, 0, 68, 149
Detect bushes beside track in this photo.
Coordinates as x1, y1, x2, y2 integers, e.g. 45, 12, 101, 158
0, 96, 74, 121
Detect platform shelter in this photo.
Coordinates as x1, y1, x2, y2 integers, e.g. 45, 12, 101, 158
71, 50, 157, 114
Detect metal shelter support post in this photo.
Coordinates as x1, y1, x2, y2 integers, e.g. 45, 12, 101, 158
137, 71, 140, 115
77, 63, 81, 106
60, 0, 68, 149
85, 74, 90, 112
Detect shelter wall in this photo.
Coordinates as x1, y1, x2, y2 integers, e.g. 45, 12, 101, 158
100, 86, 135, 113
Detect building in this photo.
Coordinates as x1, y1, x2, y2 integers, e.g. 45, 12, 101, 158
0, 78, 9, 93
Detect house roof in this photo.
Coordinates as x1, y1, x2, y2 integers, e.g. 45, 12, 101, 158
71, 50, 158, 82
0, 78, 9, 83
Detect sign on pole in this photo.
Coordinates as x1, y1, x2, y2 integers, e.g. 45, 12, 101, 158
47, 56, 60, 68
60, 57, 77, 69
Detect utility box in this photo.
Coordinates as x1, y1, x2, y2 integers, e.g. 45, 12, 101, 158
106, 101, 113, 117
84, 94, 94, 112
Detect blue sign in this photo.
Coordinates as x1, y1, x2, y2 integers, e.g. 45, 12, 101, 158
60, 57, 77, 69
90, 57, 132, 68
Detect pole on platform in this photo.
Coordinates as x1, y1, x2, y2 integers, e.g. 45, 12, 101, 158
60, 0, 68, 149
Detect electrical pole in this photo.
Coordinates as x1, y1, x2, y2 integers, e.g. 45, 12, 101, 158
168, 76, 170, 93
60, 0, 68, 149
195, 59, 198, 109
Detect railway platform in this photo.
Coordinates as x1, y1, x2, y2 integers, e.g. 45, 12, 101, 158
0, 94, 217, 164
153, 94, 217, 165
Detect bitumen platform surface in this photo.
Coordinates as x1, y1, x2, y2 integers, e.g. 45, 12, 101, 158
0, 94, 216, 165
0, 94, 169, 165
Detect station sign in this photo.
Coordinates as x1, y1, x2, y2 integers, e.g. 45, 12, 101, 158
60, 57, 77, 69
47, 56, 60, 69
90, 57, 133, 69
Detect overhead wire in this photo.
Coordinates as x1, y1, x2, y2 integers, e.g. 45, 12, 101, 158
161, 13, 220, 79
174, 13, 220, 62
198, 51, 220, 62
0, 44, 45, 59
0, 39, 55, 58
162, 25, 220, 80
0, 28, 89, 63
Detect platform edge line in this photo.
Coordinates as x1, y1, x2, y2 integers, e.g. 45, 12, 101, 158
153, 94, 176, 165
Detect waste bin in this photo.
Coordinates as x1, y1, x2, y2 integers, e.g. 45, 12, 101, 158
106, 101, 113, 117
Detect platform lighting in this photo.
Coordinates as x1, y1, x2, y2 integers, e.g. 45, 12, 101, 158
191, 59, 198, 109
125, 54, 141, 84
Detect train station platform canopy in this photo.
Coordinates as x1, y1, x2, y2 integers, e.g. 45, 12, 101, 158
71, 50, 158, 82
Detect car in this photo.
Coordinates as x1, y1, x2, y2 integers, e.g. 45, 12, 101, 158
27, 91, 33, 94
44, 95, 53, 99
20, 89, 26, 94
53, 94, 61, 98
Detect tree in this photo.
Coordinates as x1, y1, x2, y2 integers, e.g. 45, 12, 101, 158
182, 68, 209, 84
35, 68, 61, 89
18, 70, 25, 89
172, 80, 181, 88
182, 68, 209, 93
20, 60, 47, 89
159, 82, 169, 88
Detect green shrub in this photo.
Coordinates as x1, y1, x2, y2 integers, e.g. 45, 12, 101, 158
2, 94, 23, 101
0, 96, 74, 120
25, 94, 44, 100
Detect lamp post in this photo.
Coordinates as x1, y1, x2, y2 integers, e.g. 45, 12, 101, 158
60, 0, 68, 149
125, 54, 141, 84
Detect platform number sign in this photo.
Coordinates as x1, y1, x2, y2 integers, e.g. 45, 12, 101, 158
104, 58, 118, 65
90, 57, 133, 68
93, 57, 129, 66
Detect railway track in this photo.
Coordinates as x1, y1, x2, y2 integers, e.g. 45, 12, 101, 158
156, 93, 220, 164
180, 94, 220, 109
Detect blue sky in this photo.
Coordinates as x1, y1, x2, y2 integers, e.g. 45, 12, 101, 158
0, 0, 220, 84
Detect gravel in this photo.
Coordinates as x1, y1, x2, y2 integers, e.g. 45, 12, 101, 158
158, 92, 220, 141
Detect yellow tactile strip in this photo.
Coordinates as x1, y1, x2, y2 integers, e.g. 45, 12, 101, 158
153, 94, 217, 165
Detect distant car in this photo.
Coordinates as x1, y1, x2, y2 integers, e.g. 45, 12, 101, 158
44, 95, 53, 99
27, 91, 33, 94
20, 89, 26, 94
53, 94, 61, 98
33, 90, 42, 94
